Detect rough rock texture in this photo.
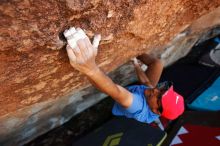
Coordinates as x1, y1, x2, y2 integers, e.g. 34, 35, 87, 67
0, 0, 220, 145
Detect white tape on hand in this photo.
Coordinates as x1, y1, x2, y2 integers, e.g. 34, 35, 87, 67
69, 27, 76, 35
64, 27, 88, 53
131, 58, 138, 64
63, 29, 71, 39
77, 28, 87, 38
66, 45, 76, 62
67, 39, 77, 49
64, 27, 77, 40
73, 32, 86, 42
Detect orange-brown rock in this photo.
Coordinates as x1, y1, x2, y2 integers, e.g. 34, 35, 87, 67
0, 0, 220, 145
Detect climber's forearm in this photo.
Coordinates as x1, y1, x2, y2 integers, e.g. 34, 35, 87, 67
85, 67, 132, 106
85, 68, 119, 97
134, 64, 153, 88
137, 54, 163, 87
87, 76, 102, 91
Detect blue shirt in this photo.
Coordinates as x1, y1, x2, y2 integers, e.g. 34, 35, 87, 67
112, 85, 159, 123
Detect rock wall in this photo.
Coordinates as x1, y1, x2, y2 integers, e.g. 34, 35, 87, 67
0, 0, 220, 145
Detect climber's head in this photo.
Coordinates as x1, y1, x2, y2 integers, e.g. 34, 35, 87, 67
145, 81, 184, 119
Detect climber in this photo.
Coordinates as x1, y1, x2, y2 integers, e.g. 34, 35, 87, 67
64, 27, 184, 124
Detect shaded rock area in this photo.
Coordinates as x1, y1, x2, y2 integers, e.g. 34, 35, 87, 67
0, 0, 220, 145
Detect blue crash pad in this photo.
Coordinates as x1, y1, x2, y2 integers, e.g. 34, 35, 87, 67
188, 76, 220, 111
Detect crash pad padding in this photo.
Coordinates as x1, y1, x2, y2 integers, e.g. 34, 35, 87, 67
73, 117, 167, 146
186, 68, 220, 104
170, 124, 220, 146
162, 111, 220, 146
188, 76, 220, 111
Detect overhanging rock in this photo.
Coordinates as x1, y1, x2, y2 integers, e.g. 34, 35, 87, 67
0, 1, 220, 145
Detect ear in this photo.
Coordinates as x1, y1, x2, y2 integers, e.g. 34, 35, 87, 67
157, 112, 161, 116
144, 89, 150, 96
154, 109, 161, 115
152, 109, 160, 115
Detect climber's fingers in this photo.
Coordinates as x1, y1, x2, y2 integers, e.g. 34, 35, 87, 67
64, 27, 77, 40
131, 58, 138, 64
64, 27, 77, 46
84, 37, 94, 58
64, 27, 77, 50
64, 27, 101, 61
75, 28, 91, 58
69, 27, 76, 35
66, 44, 76, 62
92, 34, 101, 55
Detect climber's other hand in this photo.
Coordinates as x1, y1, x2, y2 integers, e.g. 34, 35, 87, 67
131, 57, 143, 67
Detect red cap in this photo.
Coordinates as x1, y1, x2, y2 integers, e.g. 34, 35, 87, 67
161, 86, 184, 120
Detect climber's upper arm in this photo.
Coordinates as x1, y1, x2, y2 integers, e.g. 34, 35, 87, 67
114, 85, 133, 108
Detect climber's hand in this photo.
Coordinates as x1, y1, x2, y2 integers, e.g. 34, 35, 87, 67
64, 27, 101, 75
131, 57, 143, 67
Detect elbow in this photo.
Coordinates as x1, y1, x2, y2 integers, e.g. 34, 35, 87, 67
115, 85, 124, 99
149, 58, 164, 73
152, 58, 164, 68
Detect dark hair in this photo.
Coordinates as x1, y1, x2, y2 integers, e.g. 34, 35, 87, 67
157, 81, 173, 113
157, 81, 173, 91
157, 91, 164, 113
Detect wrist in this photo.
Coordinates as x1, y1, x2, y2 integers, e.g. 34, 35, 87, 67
85, 66, 100, 77
134, 63, 141, 69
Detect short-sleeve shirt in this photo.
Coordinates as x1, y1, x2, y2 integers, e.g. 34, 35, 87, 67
112, 85, 159, 123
